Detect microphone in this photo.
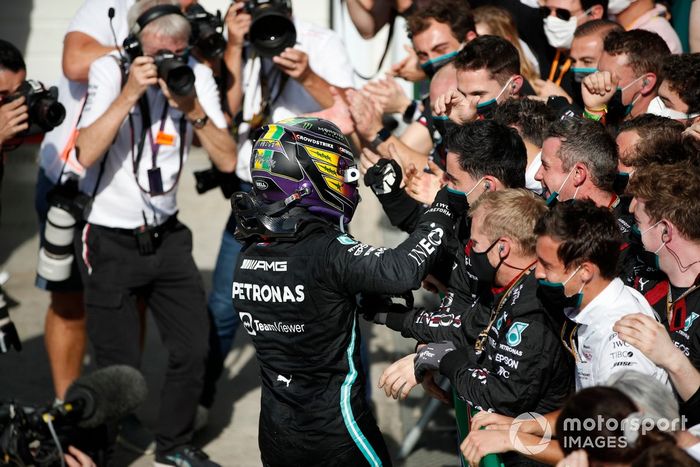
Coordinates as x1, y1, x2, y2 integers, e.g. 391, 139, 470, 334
58, 365, 148, 428
108, 7, 127, 63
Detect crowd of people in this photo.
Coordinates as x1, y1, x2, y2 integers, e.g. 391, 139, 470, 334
0, 0, 699, 465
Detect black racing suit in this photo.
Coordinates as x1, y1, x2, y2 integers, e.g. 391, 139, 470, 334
232, 205, 455, 467
386, 272, 573, 466
387, 272, 573, 416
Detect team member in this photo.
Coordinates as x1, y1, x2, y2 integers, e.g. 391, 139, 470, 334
534, 200, 669, 389
626, 162, 700, 369
647, 53, 700, 125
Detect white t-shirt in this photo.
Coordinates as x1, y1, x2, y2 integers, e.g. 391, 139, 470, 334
235, 18, 355, 182
525, 150, 543, 195
39, 0, 135, 183
78, 53, 227, 229
571, 278, 670, 391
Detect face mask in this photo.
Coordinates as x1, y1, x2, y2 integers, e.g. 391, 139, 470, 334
432, 115, 456, 141
538, 265, 584, 312
545, 168, 577, 207
543, 15, 578, 49
608, 0, 634, 14
635, 220, 666, 269
646, 96, 700, 122
421, 50, 460, 78
571, 67, 597, 83
475, 78, 514, 119
447, 177, 484, 210
609, 75, 645, 117
612, 171, 631, 195
468, 239, 503, 284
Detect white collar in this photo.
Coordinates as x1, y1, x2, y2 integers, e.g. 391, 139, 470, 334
571, 278, 624, 325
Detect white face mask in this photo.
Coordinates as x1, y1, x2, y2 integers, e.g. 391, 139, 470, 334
543, 15, 577, 49
608, 0, 635, 15
646, 96, 700, 121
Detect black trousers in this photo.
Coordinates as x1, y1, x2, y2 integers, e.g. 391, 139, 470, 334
76, 220, 209, 454
260, 409, 393, 467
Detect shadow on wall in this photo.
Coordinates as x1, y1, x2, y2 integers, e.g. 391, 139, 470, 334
0, 0, 34, 55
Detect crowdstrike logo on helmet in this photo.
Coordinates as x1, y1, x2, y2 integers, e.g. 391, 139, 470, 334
249, 118, 360, 227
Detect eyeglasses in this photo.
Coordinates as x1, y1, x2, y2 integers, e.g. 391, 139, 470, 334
539, 6, 574, 21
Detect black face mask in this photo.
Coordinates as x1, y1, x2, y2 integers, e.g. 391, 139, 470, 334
431, 115, 457, 142
467, 239, 502, 284
612, 172, 630, 195
537, 267, 584, 315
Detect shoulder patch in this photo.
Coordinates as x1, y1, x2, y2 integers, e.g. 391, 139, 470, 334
336, 234, 358, 246
506, 322, 529, 347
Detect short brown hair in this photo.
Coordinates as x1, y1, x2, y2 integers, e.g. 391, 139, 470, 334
469, 189, 547, 256
406, 0, 475, 42
603, 30, 670, 84
627, 161, 700, 240
534, 200, 621, 279
617, 115, 685, 168
454, 35, 521, 86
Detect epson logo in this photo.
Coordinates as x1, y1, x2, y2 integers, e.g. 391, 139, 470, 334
255, 180, 269, 191
241, 259, 287, 271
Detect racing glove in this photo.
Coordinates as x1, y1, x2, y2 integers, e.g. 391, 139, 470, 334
414, 341, 455, 382
364, 159, 402, 196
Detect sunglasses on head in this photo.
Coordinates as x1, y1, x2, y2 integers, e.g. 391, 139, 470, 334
539, 6, 574, 21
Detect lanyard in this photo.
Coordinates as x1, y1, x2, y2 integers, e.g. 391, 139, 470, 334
561, 321, 580, 362
129, 97, 186, 196
547, 50, 572, 87
145, 101, 170, 167
474, 263, 536, 354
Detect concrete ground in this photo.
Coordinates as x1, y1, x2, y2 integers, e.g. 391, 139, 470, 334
0, 144, 459, 466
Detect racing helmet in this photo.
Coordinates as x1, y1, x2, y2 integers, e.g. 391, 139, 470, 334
249, 117, 360, 224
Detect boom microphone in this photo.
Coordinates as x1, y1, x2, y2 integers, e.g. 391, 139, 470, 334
61, 365, 148, 428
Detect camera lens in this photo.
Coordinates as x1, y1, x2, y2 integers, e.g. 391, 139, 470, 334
155, 52, 196, 96
34, 97, 67, 130
249, 5, 297, 58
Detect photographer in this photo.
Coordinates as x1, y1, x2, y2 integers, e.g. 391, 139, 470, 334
0, 40, 28, 354
0, 39, 28, 153
73, 1, 235, 465
198, 0, 354, 417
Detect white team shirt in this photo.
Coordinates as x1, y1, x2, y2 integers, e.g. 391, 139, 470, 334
572, 278, 670, 390
235, 18, 355, 182
525, 150, 543, 195
39, 0, 136, 182
78, 52, 227, 229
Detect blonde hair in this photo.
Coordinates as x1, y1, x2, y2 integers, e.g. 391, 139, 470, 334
473, 6, 539, 84
469, 189, 547, 256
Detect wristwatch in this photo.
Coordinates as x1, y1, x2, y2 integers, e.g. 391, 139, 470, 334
189, 114, 209, 129
370, 127, 392, 150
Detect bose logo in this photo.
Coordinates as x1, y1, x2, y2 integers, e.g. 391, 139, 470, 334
241, 260, 287, 272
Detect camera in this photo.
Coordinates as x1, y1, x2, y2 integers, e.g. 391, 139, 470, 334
0, 365, 147, 467
243, 0, 297, 58
185, 4, 227, 59
3, 80, 66, 137
153, 50, 195, 96
194, 166, 242, 199
36, 179, 91, 283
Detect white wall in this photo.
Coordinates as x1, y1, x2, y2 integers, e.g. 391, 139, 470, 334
2, 0, 412, 100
